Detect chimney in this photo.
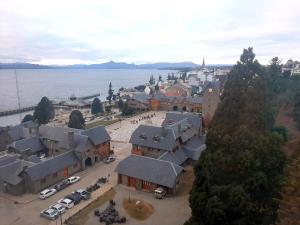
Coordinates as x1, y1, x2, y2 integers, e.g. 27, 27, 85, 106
68, 131, 74, 149
161, 126, 167, 137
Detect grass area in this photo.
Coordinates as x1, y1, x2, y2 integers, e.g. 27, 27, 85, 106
65, 188, 116, 225
122, 198, 154, 220
85, 119, 121, 129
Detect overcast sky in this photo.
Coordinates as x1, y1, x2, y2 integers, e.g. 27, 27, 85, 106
0, 0, 299, 65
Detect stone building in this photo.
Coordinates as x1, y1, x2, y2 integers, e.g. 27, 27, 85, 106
0, 124, 111, 195
202, 81, 221, 127
116, 112, 206, 195
150, 95, 203, 113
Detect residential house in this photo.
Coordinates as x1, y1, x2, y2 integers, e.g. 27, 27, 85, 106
116, 112, 206, 194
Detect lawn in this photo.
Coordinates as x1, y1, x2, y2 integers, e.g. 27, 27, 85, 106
65, 188, 116, 225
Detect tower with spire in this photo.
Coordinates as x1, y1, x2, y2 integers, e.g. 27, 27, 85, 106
202, 57, 205, 69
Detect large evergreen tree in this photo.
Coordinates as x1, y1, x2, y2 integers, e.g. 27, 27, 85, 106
149, 75, 155, 85
186, 47, 286, 225
33, 96, 54, 124
107, 82, 114, 105
118, 99, 124, 110
91, 97, 103, 115
68, 110, 85, 129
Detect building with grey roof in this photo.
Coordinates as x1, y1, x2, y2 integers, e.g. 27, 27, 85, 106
116, 112, 206, 195
0, 124, 111, 195
8, 136, 47, 156
116, 155, 183, 194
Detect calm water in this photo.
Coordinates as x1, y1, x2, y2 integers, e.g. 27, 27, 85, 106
0, 69, 174, 126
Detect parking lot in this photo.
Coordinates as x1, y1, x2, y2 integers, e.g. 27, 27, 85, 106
0, 111, 167, 225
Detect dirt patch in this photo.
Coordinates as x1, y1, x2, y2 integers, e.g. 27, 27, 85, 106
177, 164, 195, 196
85, 119, 121, 129
122, 198, 154, 220
65, 188, 116, 225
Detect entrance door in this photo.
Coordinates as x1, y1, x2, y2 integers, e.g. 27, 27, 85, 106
63, 167, 69, 178
129, 177, 136, 187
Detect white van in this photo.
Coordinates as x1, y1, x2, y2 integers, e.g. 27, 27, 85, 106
154, 187, 166, 199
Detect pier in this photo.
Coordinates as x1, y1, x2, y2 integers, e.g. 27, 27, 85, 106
0, 93, 100, 117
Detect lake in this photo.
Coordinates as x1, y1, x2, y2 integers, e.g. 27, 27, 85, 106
0, 69, 175, 126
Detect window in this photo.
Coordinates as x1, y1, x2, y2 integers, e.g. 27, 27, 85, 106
74, 162, 78, 168
40, 178, 46, 184
53, 172, 58, 178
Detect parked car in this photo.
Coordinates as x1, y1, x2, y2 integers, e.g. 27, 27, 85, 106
154, 187, 167, 199
50, 203, 66, 214
65, 193, 81, 205
67, 176, 80, 184
54, 180, 69, 191
39, 188, 57, 200
104, 155, 116, 164
40, 208, 59, 220
74, 189, 91, 200
57, 198, 74, 209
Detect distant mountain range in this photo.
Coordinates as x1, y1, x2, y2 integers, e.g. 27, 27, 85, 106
0, 61, 232, 70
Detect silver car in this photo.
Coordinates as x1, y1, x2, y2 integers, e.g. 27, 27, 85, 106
40, 208, 59, 220
50, 203, 66, 214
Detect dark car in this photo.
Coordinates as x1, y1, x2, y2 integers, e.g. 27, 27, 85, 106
65, 193, 81, 205
74, 189, 91, 200
54, 180, 69, 191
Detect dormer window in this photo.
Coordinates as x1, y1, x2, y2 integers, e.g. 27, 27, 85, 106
140, 134, 147, 140
152, 135, 160, 142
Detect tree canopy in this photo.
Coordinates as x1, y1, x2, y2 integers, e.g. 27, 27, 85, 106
122, 101, 134, 116
158, 75, 163, 82
186, 47, 286, 225
118, 99, 124, 110
68, 110, 85, 129
22, 114, 33, 123
33, 96, 54, 124
149, 75, 155, 85
91, 97, 103, 115
107, 82, 114, 105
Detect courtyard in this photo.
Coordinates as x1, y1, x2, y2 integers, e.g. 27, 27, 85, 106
0, 111, 194, 225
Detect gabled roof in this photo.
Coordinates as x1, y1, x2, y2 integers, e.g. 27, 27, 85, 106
164, 117, 197, 142
12, 136, 45, 154
159, 149, 188, 165
0, 154, 19, 167
0, 159, 33, 185
162, 112, 202, 133
81, 126, 111, 146
7, 121, 36, 141
26, 151, 79, 181
129, 125, 176, 151
39, 125, 79, 148
115, 155, 183, 188
130, 93, 151, 103
183, 136, 206, 160
73, 134, 89, 152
